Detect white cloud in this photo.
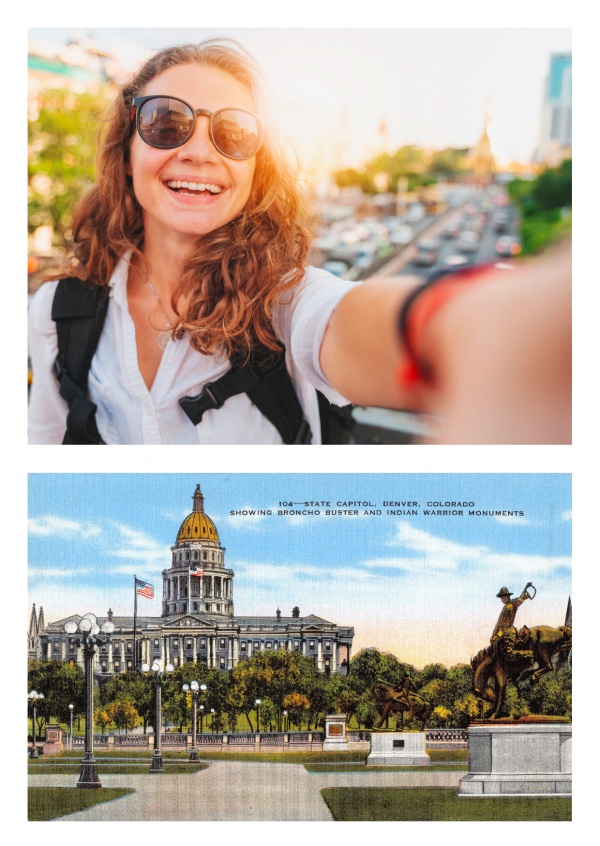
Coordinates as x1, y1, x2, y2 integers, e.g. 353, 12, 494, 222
363, 555, 456, 573
561, 510, 572, 522
390, 521, 489, 559
494, 515, 532, 526
110, 523, 169, 564
28, 515, 101, 539
29, 567, 88, 579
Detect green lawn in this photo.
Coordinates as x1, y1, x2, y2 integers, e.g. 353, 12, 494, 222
28, 759, 207, 775
28, 787, 134, 821
306, 763, 467, 773
321, 788, 571, 821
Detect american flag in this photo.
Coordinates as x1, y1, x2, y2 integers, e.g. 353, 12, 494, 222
190, 566, 203, 578
136, 580, 154, 599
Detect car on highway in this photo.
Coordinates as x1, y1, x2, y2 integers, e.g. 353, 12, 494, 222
412, 238, 440, 267
439, 253, 472, 271
493, 210, 512, 232
495, 236, 522, 257
456, 230, 480, 253
440, 216, 462, 238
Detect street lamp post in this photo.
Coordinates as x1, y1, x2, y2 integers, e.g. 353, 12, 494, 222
210, 709, 216, 732
182, 681, 198, 761
28, 691, 44, 758
142, 660, 174, 772
255, 699, 261, 734
69, 703, 74, 751
283, 710, 288, 732
64, 613, 114, 788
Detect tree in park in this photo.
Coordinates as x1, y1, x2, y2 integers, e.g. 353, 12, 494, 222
430, 705, 453, 728
105, 699, 140, 734
98, 670, 154, 733
282, 692, 310, 730
28, 659, 85, 732
231, 650, 317, 731
354, 691, 379, 730
95, 707, 111, 734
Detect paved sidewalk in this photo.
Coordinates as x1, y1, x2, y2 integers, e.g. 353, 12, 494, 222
28, 761, 462, 821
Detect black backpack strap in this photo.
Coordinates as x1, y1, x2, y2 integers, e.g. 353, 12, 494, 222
179, 348, 312, 444
316, 392, 354, 445
52, 278, 109, 445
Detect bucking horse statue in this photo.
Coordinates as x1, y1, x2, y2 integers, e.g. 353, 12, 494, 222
371, 681, 432, 730
472, 623, 572, 719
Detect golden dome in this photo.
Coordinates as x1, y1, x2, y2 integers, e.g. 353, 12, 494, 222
176, 484, 219, 543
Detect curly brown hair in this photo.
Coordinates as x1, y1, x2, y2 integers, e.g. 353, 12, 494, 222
62, 39, 314, 360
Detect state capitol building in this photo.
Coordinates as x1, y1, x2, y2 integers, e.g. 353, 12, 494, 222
29, 484, 354, 678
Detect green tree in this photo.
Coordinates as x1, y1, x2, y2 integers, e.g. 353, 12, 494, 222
501, 684, 531, 719
420, 678, 454, 712
430, 705, 452, 728
230, 649, 318, 729
28, 86, 114, 240
507, 159, 572, 255
523, 665, 572, 718
453, 693, 481, 727
282, 692, 310, 729
95, 707, 111, 733
28, 659, 85, 731
355, 691, 379, 729
106, 699, 140, 734
99, 670, 154, 732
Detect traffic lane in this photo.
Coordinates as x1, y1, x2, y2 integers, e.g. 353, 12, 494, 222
396, 211, 520, 277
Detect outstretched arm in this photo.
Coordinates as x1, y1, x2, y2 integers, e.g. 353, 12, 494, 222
319, 239, 571, 444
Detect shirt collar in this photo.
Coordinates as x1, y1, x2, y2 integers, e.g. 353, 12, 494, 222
108, 251, 133, 309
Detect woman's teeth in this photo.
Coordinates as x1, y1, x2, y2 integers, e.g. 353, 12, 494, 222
166, 180, 223, 194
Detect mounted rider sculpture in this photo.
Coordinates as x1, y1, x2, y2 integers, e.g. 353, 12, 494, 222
471, 582, 572, 719
372, 673, 432, 730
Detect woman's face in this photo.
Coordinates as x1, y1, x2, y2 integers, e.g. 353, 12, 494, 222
127, 63, 258, 252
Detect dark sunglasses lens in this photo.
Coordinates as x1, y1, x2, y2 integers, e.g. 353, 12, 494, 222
138, 98, 194, 148
212, 110, 262, 158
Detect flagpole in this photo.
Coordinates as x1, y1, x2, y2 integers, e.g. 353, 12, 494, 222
133, 574, 138, 671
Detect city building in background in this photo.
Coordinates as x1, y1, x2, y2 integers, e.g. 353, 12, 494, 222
538, 52, 572, 166
29, 484, 354, 678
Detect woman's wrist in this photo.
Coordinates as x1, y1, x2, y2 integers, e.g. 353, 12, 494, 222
397, 264, 508, 396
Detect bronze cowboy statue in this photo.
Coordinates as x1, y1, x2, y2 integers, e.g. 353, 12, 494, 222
372, 673, 432, 730
471, 582, 572, 719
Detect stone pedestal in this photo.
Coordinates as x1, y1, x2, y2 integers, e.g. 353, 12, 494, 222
367, 731, 431, 766
322, 714, 348, 751
458, 723, 571, 797
43, 724, 64, 756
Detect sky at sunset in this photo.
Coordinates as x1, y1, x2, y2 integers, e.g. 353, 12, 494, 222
29, 473, 571, 669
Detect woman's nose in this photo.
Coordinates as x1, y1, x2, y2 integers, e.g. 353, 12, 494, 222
176, 116, 218, 163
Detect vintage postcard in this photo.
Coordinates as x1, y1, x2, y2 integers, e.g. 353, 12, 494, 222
27, 472, 571, 822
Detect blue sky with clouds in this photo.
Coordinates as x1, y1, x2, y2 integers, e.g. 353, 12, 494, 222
28, 473, 570, 667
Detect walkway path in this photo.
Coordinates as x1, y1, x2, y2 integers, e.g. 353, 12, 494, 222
29, 761, 462, 821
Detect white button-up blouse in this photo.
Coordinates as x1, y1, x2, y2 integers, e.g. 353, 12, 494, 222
28, 255, 360, 444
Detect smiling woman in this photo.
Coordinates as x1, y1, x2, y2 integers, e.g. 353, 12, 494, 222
27, 38, 571, 445
28, 39, 358, 445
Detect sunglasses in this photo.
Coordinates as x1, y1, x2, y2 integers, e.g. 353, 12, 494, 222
131, 95, 264, 160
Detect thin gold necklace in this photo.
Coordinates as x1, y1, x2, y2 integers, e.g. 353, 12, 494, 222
146, 279, 173, 350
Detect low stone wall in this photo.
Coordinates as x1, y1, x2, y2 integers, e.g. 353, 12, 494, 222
65, 727, 467, 754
